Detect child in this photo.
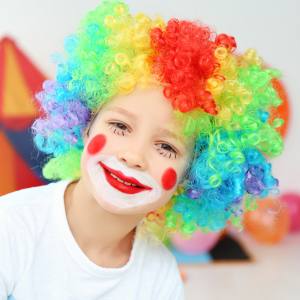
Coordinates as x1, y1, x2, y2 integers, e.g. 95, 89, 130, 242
0, 0, 284, 299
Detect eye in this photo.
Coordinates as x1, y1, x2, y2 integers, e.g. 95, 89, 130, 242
108, 121, 179, 159
108, 121, 130, 136
155, 143, 178, 159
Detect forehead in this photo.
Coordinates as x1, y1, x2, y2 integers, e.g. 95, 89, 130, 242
101, 87, 181, 130
93, 87, 195, 150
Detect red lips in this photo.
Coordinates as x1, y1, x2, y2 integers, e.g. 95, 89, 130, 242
99, 161, 152, 194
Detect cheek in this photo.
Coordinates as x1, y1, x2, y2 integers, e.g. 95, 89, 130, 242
87, 134, 106, 155
161, 168, 177, 190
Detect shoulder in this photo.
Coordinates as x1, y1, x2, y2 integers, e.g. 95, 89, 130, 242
135, 228, 185, 299
0, 181, 69, 292
0, 184, 50, 294
1, 184, 48, 233
0, 181, 58, 209
0, 180, 68, 221
142, 233, 177, 268
0, 180, 68, 246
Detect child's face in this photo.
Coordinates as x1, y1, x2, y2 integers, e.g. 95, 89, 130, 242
81, 87, 194, 215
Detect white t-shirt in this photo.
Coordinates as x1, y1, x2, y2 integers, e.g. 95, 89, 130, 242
0, 180, 185, 300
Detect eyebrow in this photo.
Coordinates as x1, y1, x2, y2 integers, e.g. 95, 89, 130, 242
157, 128, 183, 143
105, 106, 186, 146
105, 106, 137, 120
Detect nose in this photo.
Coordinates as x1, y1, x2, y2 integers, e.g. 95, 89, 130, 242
117, 150, 147, 170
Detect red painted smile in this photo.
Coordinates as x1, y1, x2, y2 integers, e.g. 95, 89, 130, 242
99, 161, 153, 194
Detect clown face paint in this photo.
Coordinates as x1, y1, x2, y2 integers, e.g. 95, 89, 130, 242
85, 154, 163, 209
162, 168, 177, 190
87, 134, 106, 155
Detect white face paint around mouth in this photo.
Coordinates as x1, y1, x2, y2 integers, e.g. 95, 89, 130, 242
86, 154, 162, 209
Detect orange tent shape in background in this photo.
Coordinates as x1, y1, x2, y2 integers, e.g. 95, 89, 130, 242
0, 37, 48, 196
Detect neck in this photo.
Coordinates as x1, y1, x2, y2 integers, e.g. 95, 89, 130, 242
64, 178, 145, 258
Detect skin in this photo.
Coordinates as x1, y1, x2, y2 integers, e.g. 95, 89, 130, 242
64, 86, 194, 268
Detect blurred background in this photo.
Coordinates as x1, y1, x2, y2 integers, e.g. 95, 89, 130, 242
0, 0, 299, 299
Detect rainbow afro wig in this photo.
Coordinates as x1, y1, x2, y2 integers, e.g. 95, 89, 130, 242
31, 0, 285, 237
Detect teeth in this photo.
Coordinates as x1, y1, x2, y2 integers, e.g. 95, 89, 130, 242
109, 172, 138, 187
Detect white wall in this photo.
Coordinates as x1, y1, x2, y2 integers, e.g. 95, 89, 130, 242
1, 0, 299, 192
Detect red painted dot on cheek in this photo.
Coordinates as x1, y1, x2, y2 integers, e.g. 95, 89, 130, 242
161, 168, 177, 190
87, 134, 106, 155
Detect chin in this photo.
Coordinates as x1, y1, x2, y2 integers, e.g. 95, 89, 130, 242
93, 195, 160, 216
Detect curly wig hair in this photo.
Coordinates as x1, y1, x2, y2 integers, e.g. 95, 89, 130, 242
31, 0, 284, 238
